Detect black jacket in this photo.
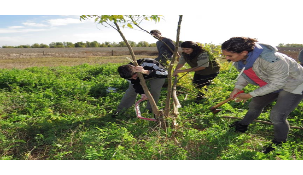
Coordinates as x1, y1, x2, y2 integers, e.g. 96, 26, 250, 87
128, 58, 168, 94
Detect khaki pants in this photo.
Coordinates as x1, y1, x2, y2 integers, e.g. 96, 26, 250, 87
117, 78, 165, 112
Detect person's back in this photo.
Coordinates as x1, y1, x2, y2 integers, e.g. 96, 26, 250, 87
150, 30, 175, 66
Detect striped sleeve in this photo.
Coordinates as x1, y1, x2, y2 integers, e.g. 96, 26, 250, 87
197, 52, 209, 67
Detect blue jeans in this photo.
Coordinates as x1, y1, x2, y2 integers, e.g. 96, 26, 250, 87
240, 90, 303, 142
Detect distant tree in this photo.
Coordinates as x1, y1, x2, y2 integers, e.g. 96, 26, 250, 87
49, 42, 56, 48
85, 41, 91, 47
64, 42, 75, 48
55, 42, 64, 48
19, 45, 31, 48
31, 43, 41, 48
2, 46, 15, 48
128, 40, 137, 47
90, 41, 100, 47
118, 41, 127, 47
149, 43, 157, 47
100, 41, 112, 47
111, 42, 119, 47
75, 42, 86, 48
137, 41, 149, 47
40, 43, 49, 48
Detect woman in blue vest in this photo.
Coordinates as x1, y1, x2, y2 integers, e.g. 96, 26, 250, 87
222, 37, 303, 153
173, 41, 220, 103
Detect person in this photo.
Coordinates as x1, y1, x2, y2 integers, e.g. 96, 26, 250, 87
221, 37, 303, 153
173, 41, 220, 103
150, 30, 175, 67
112, 58, 168, 118
298, 49, 303, 66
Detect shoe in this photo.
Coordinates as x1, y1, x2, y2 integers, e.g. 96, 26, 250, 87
262, 139, 285, 154
111, 111, 120, 118
229, 121, 248, 133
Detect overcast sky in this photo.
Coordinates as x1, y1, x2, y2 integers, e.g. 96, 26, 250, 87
1, 0, 302, 47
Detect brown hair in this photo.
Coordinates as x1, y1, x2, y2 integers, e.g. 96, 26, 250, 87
117, 64, 134, 79
221, 37, 258, 53
181, 41, 205, 57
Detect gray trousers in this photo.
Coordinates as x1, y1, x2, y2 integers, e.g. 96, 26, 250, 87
240, 90, 303, 142
117, 78, 165, 112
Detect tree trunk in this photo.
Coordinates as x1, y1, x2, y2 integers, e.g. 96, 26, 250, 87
164, 15, 183, 117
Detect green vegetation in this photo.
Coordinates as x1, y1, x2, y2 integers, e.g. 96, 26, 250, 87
0, 53, 303, 160
1, 41, 157, 48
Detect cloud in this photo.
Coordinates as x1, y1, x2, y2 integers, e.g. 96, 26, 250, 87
23, 22, 47, 27
9, 26, 24, 29
48, 18, 83, 26
0, 28, 48, 34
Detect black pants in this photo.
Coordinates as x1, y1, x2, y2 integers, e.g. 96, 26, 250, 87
193, 73, 218, 89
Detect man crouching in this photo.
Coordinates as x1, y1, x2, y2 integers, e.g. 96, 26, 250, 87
112, 58, 168, 118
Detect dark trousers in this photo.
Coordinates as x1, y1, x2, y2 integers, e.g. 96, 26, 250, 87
240, 90, 303, 142
193, 73, 218, 96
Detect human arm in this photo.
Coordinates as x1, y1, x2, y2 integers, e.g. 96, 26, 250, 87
140, 59, 168, 78
230, 88, 252, 103
133, 66, 150, 75
173, 65, 206, 76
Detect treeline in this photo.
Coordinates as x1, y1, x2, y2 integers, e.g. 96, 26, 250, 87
278, 43, 303, 47
1, 41, 157, 48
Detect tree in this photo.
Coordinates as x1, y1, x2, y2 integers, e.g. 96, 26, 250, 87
31, 43, 41, 48
137, 41, 149, 47
64, 42, 75, 48
90, 41, 100, 47
118, 41, 127, 47
128, 40, 137, 47
149, 43, 157, 47
75, 42, 86, 48
80, 15, 181, 128
40, 43, 49, 48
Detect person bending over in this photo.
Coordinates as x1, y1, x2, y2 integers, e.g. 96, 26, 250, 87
222, 37, 303, 153
112, 58, 168, 118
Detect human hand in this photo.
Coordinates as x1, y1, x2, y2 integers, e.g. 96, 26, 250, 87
233, 93, 252, 103
134, 66, 149, 74
230, 88, 243, 98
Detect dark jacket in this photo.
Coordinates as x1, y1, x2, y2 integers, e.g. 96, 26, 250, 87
155, 38, 175, 62
128, 58, 168, 94
182, 52, 220, 75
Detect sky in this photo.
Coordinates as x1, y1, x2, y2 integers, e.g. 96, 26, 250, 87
1, 0, 302, 47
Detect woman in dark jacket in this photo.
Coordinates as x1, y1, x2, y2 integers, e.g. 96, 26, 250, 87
173, 41, 220, 102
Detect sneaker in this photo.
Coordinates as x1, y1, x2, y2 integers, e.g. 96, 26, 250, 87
262, 140, 285, 154
229, 121, 248, 133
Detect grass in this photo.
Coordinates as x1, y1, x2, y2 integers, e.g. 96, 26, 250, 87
0, 55, 303, 160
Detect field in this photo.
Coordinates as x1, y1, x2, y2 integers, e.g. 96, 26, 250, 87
0, 47, 160, 59
0, 47, 301, 59
1, 47, 303, 161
